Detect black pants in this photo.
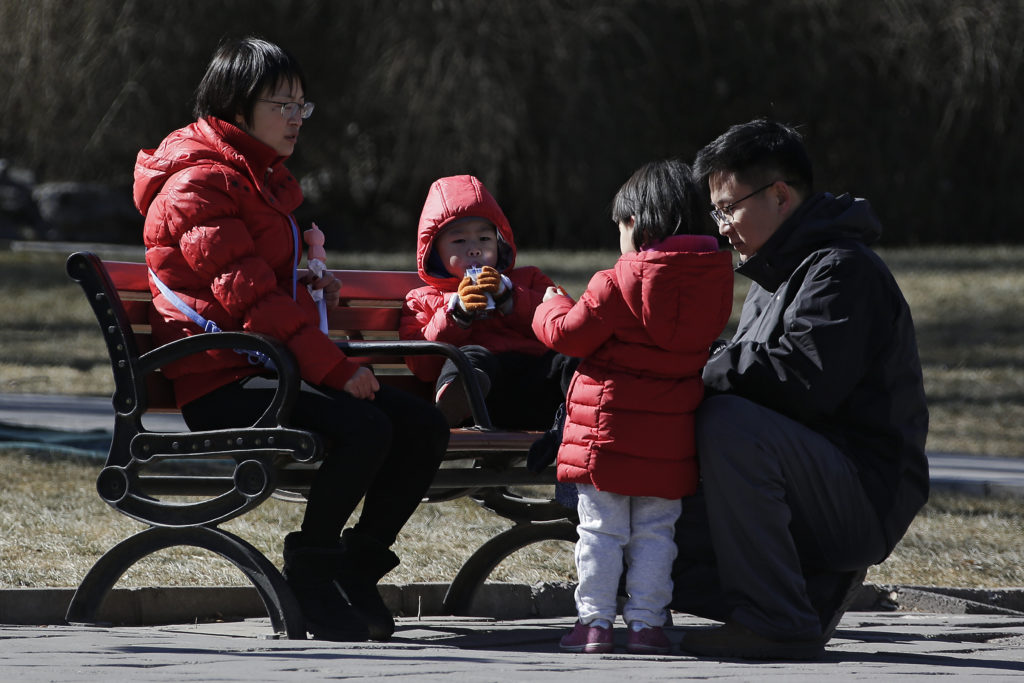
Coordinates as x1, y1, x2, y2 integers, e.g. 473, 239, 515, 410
436, 346, 578, 430
182, 376, 449, 549
671, 395, 887, 640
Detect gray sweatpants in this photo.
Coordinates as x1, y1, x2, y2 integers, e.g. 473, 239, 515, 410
574, 483, 681, 627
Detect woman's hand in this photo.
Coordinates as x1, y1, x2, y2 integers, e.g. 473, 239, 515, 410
343, 366, 380, 400
302, 269, 342, 307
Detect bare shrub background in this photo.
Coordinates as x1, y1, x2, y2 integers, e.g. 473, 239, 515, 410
2, 1, 1022, 247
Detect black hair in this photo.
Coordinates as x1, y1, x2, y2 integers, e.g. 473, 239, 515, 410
192, 36, 306, 128
611, 159, 703, 251
693, 118, 814, 196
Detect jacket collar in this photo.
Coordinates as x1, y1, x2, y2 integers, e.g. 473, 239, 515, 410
202, 117, 285, 181
736, 192, 879, 291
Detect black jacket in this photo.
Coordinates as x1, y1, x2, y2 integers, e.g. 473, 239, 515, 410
703, 192, 929, 556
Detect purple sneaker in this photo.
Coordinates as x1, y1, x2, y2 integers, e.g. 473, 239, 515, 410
626, 623, 672, 654
559, 620, 614, 653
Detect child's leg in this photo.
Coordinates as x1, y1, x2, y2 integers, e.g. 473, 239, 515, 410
622, 495, 682, 628
574, 484, 629, 625
434, 345, 495, 425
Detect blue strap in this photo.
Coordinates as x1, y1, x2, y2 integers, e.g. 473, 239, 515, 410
147, 217, 305, 369
289, 216, 299, 300
148, 268, 273, 369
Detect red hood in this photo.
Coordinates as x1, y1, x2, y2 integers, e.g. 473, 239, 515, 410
615, 234, 734, 351
133, 117, 288, 216
415, 175, 516, 290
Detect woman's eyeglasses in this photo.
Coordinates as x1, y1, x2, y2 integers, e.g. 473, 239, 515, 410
259, 99, 315, 120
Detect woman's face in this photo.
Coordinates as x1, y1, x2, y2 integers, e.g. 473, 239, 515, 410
238, 79, 305, 157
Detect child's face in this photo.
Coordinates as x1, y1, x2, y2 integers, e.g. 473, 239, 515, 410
618, 218, 637, 255
435, 219, 499, 276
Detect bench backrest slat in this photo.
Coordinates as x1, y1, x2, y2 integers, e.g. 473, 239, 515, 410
103, 262, 431, 409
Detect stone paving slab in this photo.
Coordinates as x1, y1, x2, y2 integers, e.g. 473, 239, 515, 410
2, 613, 1024, 682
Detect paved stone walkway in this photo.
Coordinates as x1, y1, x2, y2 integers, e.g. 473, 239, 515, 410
3, 612, 1024, 681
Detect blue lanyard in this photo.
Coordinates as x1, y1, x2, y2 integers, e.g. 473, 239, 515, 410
147, 216, 302, 368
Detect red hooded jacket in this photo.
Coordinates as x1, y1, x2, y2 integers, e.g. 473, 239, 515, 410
532, 235, 734, 499
400, 175, 554, 382
134, 117, 360, 407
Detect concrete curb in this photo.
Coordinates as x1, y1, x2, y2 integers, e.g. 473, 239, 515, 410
4, 582, 1024, 628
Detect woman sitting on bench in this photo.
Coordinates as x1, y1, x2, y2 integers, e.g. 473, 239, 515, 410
132, 35, 448, 643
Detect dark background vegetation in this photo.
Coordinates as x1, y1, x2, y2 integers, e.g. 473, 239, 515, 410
1, 0, 1021, 251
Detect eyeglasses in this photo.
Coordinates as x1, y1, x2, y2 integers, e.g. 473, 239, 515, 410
709, 180, 784, 227
259, 99, 315, 120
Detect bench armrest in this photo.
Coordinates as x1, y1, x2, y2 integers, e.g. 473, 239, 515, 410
338, 339, 493, 430
137, 332, 300, 429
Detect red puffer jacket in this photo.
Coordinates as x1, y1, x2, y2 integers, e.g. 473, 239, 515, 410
134, 117, 360, 407
400, 175, 553, 382
532, 235, 734, 499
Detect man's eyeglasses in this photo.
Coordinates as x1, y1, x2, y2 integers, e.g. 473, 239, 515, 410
259, 99, 315, 120
709, 180, 786, 227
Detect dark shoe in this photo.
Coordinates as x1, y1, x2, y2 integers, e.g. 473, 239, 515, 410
680, 622, 824, 660
282, 532, 369, 642
435, 369, 490, 426
817, 567, 868, 643
336, 528, 401, 641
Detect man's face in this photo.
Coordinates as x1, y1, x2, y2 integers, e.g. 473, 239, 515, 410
435, 219, 498, 277
709, 172, 792, 262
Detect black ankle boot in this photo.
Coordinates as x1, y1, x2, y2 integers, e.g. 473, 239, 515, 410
282, 532, 370, 642
336, 528, 400, 641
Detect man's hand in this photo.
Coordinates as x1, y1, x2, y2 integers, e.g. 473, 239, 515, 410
302, 269, 342, 307
343, 366, 380, 400
457, 275, 490, 313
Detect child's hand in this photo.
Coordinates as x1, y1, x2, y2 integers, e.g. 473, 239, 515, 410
542, 285, 569, 302
458, 276, 490, 313
476, 266, 505, 295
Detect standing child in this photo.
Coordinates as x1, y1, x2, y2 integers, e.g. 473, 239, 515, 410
532, 160, 734, 654
400, 174, 576, 429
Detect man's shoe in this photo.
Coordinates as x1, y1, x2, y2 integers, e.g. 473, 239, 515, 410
559, 620, 614, 653
819, 567, 868, 643
626, 623, 672, 654
680, 622, 824, 660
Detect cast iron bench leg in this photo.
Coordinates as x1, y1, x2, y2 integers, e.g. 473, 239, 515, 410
65, 526, 306, 639
442, 519, 578, 615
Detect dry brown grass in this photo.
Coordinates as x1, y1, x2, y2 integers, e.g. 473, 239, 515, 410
0, 449, 572, 588
3, 448, 1022, 590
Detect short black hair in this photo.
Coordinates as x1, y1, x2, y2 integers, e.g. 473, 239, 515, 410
693, 119, 814, 196
611, 159, 703, 251
193, 36, 306, 127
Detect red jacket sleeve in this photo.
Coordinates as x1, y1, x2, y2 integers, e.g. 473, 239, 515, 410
532, 270, 618, 358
